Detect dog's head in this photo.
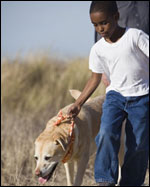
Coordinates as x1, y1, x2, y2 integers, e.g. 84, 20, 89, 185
34, 124, 70, 184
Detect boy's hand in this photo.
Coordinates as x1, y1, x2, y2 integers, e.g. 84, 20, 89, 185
67, 103, 81, 118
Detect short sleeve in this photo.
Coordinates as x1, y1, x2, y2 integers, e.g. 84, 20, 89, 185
137, 30, 149, 58
89, 45, 104, 73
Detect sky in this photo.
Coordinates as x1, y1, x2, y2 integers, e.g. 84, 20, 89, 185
1, 1, 95, 59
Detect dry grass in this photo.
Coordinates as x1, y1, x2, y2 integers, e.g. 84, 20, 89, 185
1, 54, 106, 186
1, 54, 105, 115
1, 54, 149, 186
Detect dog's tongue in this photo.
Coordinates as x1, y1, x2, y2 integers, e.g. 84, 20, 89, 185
38, 177, 47, 184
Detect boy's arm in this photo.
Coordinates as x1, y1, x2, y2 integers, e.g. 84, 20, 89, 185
75, 72, 102, 106
67, 72, 102, 118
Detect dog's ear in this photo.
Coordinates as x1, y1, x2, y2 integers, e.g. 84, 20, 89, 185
54, 138, 67, 151
69, 89, 81, 100
69, 89, 91, 102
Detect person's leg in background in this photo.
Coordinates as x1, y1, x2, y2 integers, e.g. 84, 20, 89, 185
120, 94, 149, 186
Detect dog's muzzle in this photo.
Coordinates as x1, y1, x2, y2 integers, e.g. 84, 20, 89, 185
38, 162, 58, 184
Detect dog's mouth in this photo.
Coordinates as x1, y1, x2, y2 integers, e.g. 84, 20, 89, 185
38, 163, 58, 184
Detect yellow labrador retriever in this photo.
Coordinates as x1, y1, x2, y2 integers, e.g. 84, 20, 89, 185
34, 90, 125, 186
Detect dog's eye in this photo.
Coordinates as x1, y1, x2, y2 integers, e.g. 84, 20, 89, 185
34, 156, 38, 160
44, 156, 51, 161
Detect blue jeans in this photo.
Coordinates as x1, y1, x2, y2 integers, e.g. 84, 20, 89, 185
94, 91, 149, 186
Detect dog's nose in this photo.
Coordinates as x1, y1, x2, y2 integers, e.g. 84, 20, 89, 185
35, 169, 41, 176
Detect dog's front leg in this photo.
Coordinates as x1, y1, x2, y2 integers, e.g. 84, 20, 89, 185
73, 154, 90, 186
64, 162, 74, 186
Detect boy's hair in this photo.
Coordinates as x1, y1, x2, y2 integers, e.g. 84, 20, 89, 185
89, 1, 118, 15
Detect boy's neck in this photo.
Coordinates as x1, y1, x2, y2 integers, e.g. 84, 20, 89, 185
105, 26, 126, 44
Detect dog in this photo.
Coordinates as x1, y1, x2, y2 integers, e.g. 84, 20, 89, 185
34, 90, 125, 186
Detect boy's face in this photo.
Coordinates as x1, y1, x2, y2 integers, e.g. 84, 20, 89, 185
90, 11, 119, 39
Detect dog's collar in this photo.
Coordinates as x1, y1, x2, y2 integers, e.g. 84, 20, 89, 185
61, 130, 75, 163
53, 110, 75, 163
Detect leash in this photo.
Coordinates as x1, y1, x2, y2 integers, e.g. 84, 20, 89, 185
53, 110, 75, 163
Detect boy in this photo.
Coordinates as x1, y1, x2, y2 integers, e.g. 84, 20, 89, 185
68, 1, 149, 186
96, 1, 149, 88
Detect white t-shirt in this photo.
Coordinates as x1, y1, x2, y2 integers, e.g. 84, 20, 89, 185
89, 28, 149, 97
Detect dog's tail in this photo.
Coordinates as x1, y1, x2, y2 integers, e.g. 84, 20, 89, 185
69, 89, 91, 102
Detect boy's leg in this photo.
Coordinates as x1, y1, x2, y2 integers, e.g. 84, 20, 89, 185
94, 91, 127, 184
120, 94, 149, 186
